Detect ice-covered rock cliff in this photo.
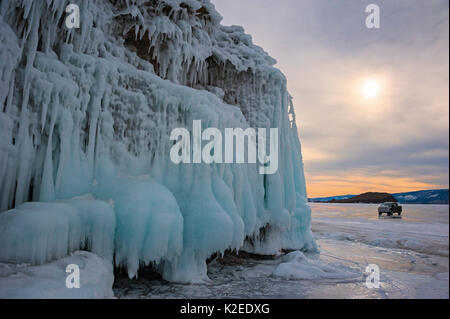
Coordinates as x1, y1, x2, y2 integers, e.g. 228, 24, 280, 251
0, 0, 315, 283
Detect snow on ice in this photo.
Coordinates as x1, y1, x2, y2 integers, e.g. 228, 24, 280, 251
0, 251, 114, 298
0, 0, 315, 289
272, 250, 360, 281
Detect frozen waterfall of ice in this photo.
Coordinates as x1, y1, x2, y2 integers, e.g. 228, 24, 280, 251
0, 0, 315, 283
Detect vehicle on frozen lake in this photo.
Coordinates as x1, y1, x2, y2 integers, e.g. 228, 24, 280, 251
378, 202, 402, 216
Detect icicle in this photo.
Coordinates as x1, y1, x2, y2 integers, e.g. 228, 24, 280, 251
39, 92, 59, 202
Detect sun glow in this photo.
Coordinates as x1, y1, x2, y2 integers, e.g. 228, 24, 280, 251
363, 80, 380, 99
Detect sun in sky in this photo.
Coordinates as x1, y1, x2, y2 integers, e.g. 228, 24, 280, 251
363, 80, 380, 99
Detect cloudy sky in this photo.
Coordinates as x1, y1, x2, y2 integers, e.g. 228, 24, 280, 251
212, 0, 449, 197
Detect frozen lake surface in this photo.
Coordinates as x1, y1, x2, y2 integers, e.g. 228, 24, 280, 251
114, 203, 449, 299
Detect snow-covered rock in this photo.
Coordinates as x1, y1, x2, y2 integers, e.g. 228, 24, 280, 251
0, 0, 315, 282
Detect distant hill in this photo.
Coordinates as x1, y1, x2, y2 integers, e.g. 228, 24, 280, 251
329, 192, 397, 204
309, 189, 449, 204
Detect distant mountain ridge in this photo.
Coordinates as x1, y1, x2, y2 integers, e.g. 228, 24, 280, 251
309, 189, 449, 204
308, 194, 356, 202
393, 189, 449, 204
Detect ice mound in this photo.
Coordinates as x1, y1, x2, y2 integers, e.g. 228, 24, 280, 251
0, 0, 315, 282
272, 251, 360, 281
0, 251, 114, 299
0, 199, 115, 264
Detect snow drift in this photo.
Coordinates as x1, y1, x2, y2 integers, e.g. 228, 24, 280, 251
0, 0, 315, 283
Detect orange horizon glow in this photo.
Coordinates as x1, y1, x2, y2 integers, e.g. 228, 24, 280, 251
305, 173, 448, 198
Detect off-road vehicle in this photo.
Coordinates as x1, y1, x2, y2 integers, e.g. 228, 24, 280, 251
378, 202, 402, 216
